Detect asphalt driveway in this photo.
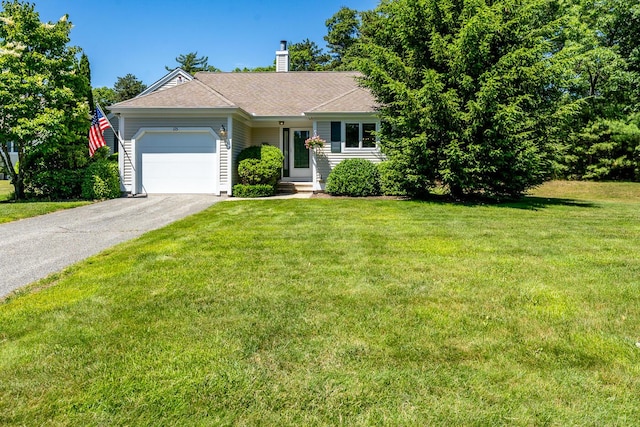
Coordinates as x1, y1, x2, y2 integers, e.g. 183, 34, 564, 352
0, 195, 223, 298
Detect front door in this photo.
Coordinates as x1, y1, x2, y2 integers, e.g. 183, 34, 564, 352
289, 129, 312, 179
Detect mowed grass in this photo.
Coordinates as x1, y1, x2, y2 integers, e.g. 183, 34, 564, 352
0, 180, 89, 224
1, 182, 639, 425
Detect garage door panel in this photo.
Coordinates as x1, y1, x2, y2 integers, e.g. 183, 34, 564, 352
137, 130, 218, 194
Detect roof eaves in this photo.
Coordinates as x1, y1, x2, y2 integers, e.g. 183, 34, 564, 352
108, 106, 241, 116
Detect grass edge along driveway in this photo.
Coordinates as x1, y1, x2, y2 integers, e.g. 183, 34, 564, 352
0, 181, 89, 224
0, 181, 639, 425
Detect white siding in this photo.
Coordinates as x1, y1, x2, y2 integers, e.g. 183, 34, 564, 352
315, 121, 385, 184
251, 127, 279, 147
231, 118, 251, 188
122, 138, 133, 189
156, 76, 188, 92
219, 139, 229, 193
276, 51, 289, 73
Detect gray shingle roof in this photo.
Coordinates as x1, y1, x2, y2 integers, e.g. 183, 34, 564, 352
112, 79, 234, 109
111, 71, 377, 116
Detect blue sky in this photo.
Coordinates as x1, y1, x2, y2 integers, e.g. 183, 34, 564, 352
29, 0, 378, 88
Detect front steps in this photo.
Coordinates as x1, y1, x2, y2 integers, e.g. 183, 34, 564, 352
277, 181, 315, 194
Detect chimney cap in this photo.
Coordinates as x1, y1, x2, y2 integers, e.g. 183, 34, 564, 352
280, 40, 287, 50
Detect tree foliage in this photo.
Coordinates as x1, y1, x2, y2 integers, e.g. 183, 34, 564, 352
0, 0, 90, 200
113, 73, 147, 102
78, 53, 94, 109
81, 156, 120, 200
356, 0, 580, 199
166, 51, 219, 73
556, 0, 640, 180
289, 39, 331, 71
324, 7, 361, 70
92, 86, 117, 112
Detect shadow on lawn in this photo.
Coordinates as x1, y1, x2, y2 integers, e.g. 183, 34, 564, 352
408, 193, 597, 210
499, 196, 597, 210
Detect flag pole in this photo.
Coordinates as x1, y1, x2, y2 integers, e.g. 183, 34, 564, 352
96, 104, 146, 196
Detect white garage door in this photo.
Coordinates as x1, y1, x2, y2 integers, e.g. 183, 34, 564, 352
136, 130, 218, 194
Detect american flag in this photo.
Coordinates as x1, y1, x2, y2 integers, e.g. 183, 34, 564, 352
88, 108, 110, 157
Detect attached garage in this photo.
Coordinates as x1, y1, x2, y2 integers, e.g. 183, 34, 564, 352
132, 128, 220, 194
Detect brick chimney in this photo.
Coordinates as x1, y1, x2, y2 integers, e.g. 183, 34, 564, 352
276, 40, 289, 73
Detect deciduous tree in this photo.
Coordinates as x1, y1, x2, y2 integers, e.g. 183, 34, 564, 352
0, 0, 89, 199
289, 39, 330, 71
558, 0, 640, 180
92, 86, 117, 112
324, 7, 361, 70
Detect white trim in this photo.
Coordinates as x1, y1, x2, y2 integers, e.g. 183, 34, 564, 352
137, 68, 193, 97
131, 127, 220, 195
131, 125, 137, 195
289, 128, 313, 179
118, 115, 127, 192
227, 117, 233, 196
312, 121, 319, 191
342, 121, 380, 151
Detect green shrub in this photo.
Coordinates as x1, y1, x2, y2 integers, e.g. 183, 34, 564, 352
377, 161, 407, 196
326, 159, 380, 197
81, 159, 121, 200
232, 184, 276, 198
235, 144, 284, 197
237, 144, 283, 186
238, 158, 267, 185
22, 154, 87, 200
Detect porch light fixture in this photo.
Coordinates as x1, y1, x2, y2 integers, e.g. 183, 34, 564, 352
279, 121, 285, 126
219, 125, 228, 140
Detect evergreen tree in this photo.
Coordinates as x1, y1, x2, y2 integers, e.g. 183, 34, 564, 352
357, 0, 576, 199
166, 51, 219, 73
113, 73, 147, 102
78, 52, 94, 110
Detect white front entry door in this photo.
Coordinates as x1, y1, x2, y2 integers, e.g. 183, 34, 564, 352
289, 129, 312, 179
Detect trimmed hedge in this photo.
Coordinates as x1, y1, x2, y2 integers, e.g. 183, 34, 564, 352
235, 144, 284, 197
232, 184, 276, 198
237, 144, 283, 186
81, 160, 121, 200
326, 158, 380, 197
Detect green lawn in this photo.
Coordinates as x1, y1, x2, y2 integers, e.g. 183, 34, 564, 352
0, 180, 90, 224
1, 181, 639, 425
0, 179, 12, 200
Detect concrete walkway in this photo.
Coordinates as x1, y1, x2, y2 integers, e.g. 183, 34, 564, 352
0, 195, 222, 298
